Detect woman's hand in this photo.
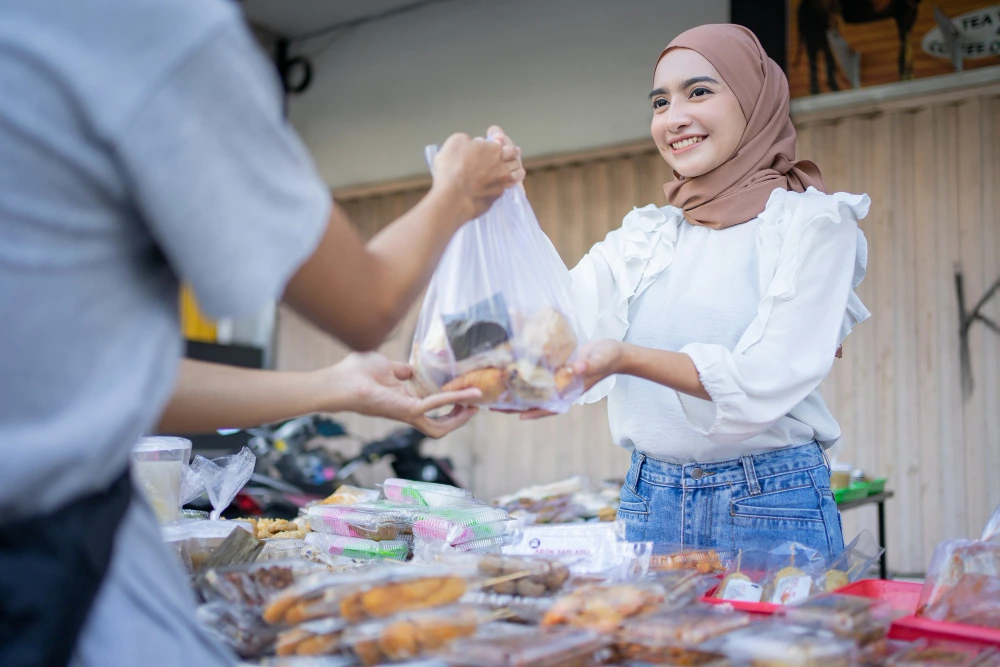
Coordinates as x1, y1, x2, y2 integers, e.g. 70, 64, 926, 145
319, 353, 482, 438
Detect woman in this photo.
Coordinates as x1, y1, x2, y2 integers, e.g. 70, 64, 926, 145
513, 24, 869, 561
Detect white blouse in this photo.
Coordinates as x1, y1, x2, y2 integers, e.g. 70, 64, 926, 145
569, 187, 870, 463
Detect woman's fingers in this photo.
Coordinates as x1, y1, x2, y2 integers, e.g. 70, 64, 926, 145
392, 361, 414, 381
416, 388, 483, 413
414, 405, 479, 438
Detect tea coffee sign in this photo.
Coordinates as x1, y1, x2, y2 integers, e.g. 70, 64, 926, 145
922, 5, 1000, 59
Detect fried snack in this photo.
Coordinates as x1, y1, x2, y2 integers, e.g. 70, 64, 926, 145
519, 307, 577, 368
441, 367, 509, 403
275, 619, 345, 657
554, 365, 576, 394
824, 569, 851, 592
203, 564, 297, 609
478, 554, 572, 597
340, 575, 467, 622
253, 518, 310, 540
348, 607, 482, 666
617, 644, 733, 665
508, 360, 558, 403
650, 549, 726, 575
542, 584, 663, 634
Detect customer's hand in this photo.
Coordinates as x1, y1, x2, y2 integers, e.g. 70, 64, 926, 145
432, 129, 525, 220
318, 353, 481, 438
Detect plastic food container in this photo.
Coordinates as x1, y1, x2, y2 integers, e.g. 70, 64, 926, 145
835, 482, 870, 504
440, 626, 613, 667
779, 594, 894, 645
476, 553, 572, 597
381, 478, 476, 507
541, 583, 666, 633
705, 622, 857, 666
132, 436, 191, 523
343, 605, 489, 665
199, 559, 326, 611
304, 533, 409, 561
648, 545, 734, 575
275, 618, 347, 657
830, 463, 852, 491
887, 641, 1000, 666
618, 606, 752, 648
306, 504, 404, 541
262, 565, 469, 626
411, 505, 510, 546
162, 519, 254, 573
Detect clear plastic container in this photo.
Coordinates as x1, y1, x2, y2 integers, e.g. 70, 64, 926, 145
617, 647, 736, 666
439, 626, 612, 667
541, 583, 666, 633
887, 641, 1000, 666
475, 553, 572, 597
705, 622, 857, 667
412, 508, 511, 546
199, 559, 326, 611
262, 565, 469, 626
306, 504, 405, 541
275, 618, 347, 657
132, 436, 191, 523
162, 519, 254, 573
648, 545, 735, 575
618, 606, 752, 647
304, 533, 409, 561
779, 593, 894, 644
381, 478, 476, 507
343, 605, 489, 665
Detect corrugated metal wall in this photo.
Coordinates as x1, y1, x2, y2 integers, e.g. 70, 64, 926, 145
276, 82, 1000, 575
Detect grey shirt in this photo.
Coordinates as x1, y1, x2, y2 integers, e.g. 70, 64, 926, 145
0, 0, 330, 663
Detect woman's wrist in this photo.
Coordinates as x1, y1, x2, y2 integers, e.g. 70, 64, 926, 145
307, 363, 358, 415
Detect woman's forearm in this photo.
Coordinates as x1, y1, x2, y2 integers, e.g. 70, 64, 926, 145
156, 359, 347, 434
619, 343, 711, 401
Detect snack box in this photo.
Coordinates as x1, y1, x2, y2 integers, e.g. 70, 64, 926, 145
438, 625, 613, 667
476, 553, 572, 597
617, 606, 752, 648
778, 593, 894, 644
199, 559, 326, 611
304, 532, 409, 561
382, 478, 476, 507
704, 622, 857, 666
275, 618, 347, 657
306, 504, 406, 541
342, 605, 490, 666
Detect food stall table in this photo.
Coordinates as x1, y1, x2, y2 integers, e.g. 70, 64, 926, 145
837, 490, 893, 579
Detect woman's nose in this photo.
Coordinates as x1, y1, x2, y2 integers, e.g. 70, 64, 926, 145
665, 104, 692, 133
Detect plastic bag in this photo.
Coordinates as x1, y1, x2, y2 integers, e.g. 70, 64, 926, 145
190, 447, 256, 521
822, 529, 885, 592
918, 540, 1000, 615
982, 501, 1000, 543
762, 541, 826, 605
197, 600, 278, 658
921, 573, 1000, 628
408, 145, 584, 413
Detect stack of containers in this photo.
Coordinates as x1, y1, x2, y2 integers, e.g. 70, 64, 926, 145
304, 504, 411, 562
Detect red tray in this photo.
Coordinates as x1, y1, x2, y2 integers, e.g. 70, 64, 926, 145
833, 579, 921, 613
701, 586, 780, 614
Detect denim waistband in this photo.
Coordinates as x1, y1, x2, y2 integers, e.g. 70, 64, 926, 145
631, 443, 828, 490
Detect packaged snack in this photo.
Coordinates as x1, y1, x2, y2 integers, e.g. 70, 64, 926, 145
646, 570, 719, 611
822, 530, 885, 592
317, 484, 381, 506
541, 583, 664, 633
343, 605, 489, 665
760, 542, 826, 605
248, 517, 310, 541
409, 147, 584, 413
262, 566, 469, 626
616, 647, 736, 666
200, 560, 325, 611
258, 657, 357, 667
920, 573, 1000, 628
439, 625, 613, 667
705, 622, 857, 666
919, 540, 1000, 615
649, 545, 734, 575
779, 594, 894, 645
504, 522, 627, 576
887, 640, 1000, 666
382, 478, 476, 507
197, 600, 278, 659
163, 519, 257, 573
411, 504, 511, 545
617, 606, 751, 659
475, 553, 572, 597
714, 549, 765, 603
306, 504, 405, 541
304, 533, 410, 562
275, 618, 347, 657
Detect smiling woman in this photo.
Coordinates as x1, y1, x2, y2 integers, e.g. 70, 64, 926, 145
509, 24, 870, 562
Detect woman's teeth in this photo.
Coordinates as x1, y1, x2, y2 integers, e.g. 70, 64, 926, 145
671, 137, 704, 150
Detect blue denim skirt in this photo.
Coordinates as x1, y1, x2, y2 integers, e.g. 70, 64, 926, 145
617, 442, 845, 562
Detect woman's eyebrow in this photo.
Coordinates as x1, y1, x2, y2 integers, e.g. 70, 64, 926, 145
648, 76, 720, 99
648, 87, 667, 99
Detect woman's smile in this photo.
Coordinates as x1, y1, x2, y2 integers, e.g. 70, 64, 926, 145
669, 134, 707, 154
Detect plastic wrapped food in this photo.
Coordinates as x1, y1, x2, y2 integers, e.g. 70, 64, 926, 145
705, 622, 857, 666
779, 593, 894, 644
822, 530, 885, 592
306, 504, 404, 541
439, 626, 613, 667
382, 478, 476, 508
920, 573, 1000, 628
887, 641, 1000, 666
919, 540, 1000, 615
163, 519, 256, 573
504, 522, 636, 577
200, 560, 324, 610
409, 148, 584, 413
617, 606, 752, 649
262, 566, 468, 626
411, 504, 511, 545
649, 545, 734, 575
475, 553, 572, 597
275, 618, 347, 657
304, 533, 410, 562
541, 583, 664, 633
343, 605, 488, 665
317, 484, 382, 506
616, 647, 736, 666
645, 570, 719, 611
197, 600, 278, 659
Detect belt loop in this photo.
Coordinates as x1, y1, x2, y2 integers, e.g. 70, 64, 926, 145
628, 452, 646, 493
741, 454, 761, 495
819, 442, 832, 472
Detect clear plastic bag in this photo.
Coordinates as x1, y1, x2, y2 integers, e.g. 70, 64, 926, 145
381, 478, 476, 508
409, 147, 584, 413
822, 529, 885, 592
304, 532, 410, 562
189, 447, 256, 521
918, 540, 1000, 615
343, 605, 492, 665
921, 573, 1000, 628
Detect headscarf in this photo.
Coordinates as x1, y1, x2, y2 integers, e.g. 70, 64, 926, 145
657, 24, 825, 228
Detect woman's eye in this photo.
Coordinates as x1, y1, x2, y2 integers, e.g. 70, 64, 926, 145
690, 87, 713, 98
652, 98, 668, 110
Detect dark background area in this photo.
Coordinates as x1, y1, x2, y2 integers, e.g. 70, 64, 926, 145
731, 0, 787, 71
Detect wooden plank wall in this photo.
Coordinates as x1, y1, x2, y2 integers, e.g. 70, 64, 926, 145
276, 84, 1000, 575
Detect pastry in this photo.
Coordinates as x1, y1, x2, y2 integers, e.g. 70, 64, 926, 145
441, 367, 509, 403
519, 307, 577, 368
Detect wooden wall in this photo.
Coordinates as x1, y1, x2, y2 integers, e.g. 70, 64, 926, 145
276, 80, 1000, 575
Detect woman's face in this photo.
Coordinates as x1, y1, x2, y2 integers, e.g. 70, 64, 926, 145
650, 49, 746, 178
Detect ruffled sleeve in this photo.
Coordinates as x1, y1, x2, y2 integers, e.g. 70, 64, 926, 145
677, 188, 870, 444
569, 204, 682, 403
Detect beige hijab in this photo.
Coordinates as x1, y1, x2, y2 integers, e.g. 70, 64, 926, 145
658, 24, 825, 229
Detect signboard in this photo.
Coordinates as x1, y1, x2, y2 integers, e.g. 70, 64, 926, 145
787, 1, 1000, 98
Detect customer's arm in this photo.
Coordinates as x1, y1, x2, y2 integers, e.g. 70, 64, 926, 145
284, 132, 524, 352
157, 354, 482, 438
